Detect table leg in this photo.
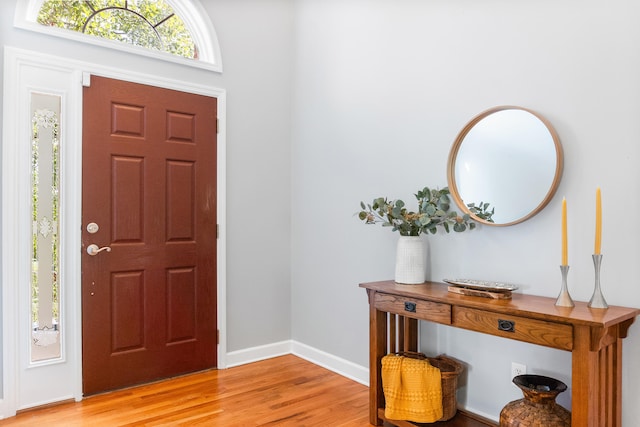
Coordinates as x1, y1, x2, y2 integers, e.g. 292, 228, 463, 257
368, 290, 386, 425
572, 324, 624, 427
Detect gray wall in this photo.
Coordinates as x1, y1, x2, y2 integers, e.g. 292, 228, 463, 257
202, 0, 294, 353
3, 0, 640, 423
0, 0, 294, 379
290, 0, 640, 422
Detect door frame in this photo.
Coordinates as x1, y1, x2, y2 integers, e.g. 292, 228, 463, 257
1, 46, 227, 418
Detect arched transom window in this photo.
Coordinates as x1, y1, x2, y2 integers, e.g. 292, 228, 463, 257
38, 0, 197, 59
15, 0, 222, 71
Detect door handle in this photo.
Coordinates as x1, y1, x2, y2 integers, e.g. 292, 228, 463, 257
87, 244, 111, 256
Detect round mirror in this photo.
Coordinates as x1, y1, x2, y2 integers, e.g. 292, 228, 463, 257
447, 106, 563, 226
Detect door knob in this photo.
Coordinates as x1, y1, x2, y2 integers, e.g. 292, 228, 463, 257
87, 244, 111, 256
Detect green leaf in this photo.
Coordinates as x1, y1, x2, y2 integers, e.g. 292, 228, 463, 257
356, 185, 490, 236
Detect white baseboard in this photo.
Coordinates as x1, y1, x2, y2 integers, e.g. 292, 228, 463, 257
0, 398, 7, 420
225, 340, 369, 386
291, 341, 369, 386
225, 340, 293, 368
460, 406, 499, 423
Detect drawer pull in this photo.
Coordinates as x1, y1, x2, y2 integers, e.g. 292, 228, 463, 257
404, 302, 417, 313
498, 319, 515, 332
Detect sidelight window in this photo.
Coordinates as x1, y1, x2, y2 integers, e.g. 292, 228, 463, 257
30, 93, 62, 363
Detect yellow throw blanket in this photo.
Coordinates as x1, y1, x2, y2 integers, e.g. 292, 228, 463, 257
381, 354, 443, 423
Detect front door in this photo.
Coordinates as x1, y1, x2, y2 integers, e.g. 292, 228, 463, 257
81, 76, 218, 395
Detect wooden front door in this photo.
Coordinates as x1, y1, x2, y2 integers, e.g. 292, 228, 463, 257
81, 76, 218, 395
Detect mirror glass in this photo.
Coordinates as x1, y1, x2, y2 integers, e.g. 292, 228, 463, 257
447, 106, 563, 226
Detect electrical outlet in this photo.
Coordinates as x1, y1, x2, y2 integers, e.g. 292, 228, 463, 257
511, 362, 526, 378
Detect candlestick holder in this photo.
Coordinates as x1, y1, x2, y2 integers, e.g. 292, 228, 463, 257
555, 265, 574, 307
588, 254, 608, 309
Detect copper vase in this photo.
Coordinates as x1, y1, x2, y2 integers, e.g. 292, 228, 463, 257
499, 375, 571, 427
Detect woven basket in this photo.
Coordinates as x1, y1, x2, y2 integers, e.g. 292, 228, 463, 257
389, 352, 463, 422
428, 355, 463, 421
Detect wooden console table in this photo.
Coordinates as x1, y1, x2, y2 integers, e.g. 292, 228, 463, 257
360, 280, 639, 427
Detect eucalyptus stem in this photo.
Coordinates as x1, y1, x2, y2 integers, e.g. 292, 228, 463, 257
358, 186, 494, 236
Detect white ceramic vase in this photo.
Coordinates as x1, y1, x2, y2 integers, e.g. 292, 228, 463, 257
394, 236, 426, 284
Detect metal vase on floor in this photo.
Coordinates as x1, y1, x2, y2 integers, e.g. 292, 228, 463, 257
500, 375, 570, 427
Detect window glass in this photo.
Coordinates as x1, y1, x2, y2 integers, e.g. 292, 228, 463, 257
37, 0, 197, 59
31, 93, 62, 363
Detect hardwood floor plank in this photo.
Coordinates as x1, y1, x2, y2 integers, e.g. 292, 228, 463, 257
0, 355, 371, 426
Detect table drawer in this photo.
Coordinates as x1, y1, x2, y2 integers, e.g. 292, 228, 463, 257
374, 293, 451, 325
453, 307, 573, 350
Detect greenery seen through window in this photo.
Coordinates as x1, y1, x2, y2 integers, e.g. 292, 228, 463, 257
37, 0, 198, 59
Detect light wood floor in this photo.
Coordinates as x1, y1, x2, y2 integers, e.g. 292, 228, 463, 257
0, 355, 371, 426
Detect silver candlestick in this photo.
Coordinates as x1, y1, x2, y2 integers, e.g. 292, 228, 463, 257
588, 254, 608, 309
555, 265, 574, 307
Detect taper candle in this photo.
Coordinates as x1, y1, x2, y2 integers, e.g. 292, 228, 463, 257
595, 188, 602, 255
562, 198, 568, 266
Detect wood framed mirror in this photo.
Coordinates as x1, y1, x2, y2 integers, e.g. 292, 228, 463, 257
447, 106, 563, 226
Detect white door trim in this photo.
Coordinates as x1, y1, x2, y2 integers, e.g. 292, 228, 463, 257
1, 46, 227, 418
14, 0, 224, 72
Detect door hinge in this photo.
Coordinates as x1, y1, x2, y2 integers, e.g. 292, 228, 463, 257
216, 118, 219, 134
217, 330, 220, 344
216, 224, 219, 239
